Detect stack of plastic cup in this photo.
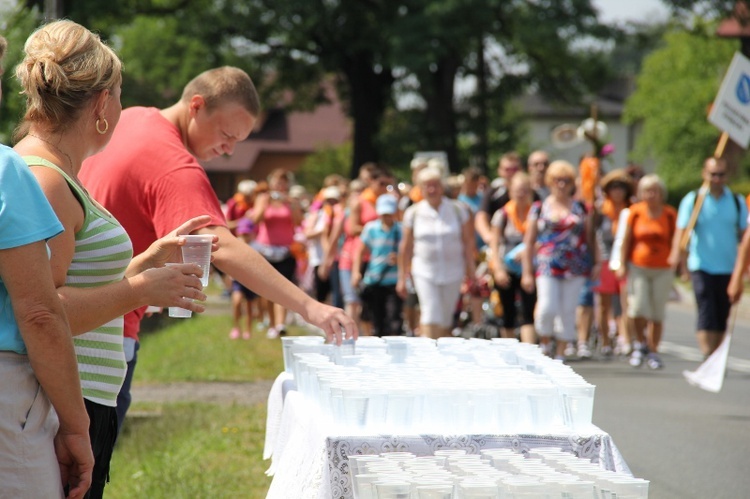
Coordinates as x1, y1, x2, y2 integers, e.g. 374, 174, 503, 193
344, 450, 647, 498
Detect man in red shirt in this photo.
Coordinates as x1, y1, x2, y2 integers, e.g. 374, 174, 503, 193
80, 67, 357, 430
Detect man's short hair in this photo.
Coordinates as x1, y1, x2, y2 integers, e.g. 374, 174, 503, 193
181, 66, 260, 116
462, 166, 483, 181
499, 151, 521, 166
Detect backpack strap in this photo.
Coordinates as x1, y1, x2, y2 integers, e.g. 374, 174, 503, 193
692, 189, 742, 231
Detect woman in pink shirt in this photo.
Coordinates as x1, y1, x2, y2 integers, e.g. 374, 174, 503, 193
250, 169, 303, 337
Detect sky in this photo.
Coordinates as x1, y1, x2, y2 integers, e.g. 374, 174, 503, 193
592, 0, 671, 24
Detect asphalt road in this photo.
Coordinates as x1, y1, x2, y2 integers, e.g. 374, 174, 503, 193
571, 299, 750, 499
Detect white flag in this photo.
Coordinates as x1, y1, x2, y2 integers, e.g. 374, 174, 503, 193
683, 332, 732, 393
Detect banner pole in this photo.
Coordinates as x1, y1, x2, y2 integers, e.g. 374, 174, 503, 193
714, 131, 730, 158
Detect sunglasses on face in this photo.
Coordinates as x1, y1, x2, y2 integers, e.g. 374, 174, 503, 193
708, 171, 726, 178
553, 177, 573, 185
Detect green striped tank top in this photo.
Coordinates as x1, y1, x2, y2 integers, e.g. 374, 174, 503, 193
24, 156, 133, 407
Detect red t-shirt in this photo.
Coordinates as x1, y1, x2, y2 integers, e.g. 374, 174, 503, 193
80, 107, 227, 339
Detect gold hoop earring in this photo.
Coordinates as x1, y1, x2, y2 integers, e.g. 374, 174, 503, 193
96, 118, 109, 135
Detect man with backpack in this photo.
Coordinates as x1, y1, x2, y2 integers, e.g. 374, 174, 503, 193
670, 157, 747, 358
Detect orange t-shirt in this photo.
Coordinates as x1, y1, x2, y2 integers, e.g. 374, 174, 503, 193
626, 202, 676, 269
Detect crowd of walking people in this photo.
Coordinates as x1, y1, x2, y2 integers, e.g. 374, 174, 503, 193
222, 145, 746, 377
1, 18, 748, 499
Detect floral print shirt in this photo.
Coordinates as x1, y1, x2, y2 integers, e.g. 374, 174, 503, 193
530, 199, 591, 278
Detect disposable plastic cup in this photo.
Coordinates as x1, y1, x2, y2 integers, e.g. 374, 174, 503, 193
341, 387, 369, 430
458, 481, 499, 498
164, 263, 192, 318
524, 383, 560, 432
168, 299, 192, 318
560, 384, 596, 430
180, 234, 213, 286
353, 473, 380, 499
347, 455, 382, 480
415, 484, 454, 499
373, 481, 411, 499
495, 387, 523, 433
384, 390, 415, 432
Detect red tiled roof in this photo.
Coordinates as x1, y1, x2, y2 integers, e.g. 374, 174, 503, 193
717, 2, 750, 37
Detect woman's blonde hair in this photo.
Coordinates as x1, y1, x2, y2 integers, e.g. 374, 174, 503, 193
637, 173, 667, 201
509, 171, 533, 198
416, 165, 444, 186
15, 20, 121, 136
544, 160, 577, 188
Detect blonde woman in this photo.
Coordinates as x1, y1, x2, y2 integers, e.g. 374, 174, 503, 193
0, 34, 93, 499
616, 174, 676, 369
14, 21, 213, 498
398, 166, 476, 338
521, 161, 599, 359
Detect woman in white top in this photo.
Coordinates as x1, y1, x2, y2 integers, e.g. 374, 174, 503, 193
397, 166, 476, 338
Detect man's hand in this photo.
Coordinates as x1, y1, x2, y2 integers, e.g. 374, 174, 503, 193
54, 429, 93, 499
728, 274, 744, 305
304, 301, 358, 345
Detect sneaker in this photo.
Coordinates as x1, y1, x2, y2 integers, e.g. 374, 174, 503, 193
577, 343, 593, 359
540, 342, 553, 357
242, 331, 252, 340
614, 336, 631, 356
563, 344, 577, 358
600, 345, 614, 359
647, 353, 664, 370
629, 349, 644, 367
266, 327, 279, 339
255, 321, 266, 332
229, 328, 240, 340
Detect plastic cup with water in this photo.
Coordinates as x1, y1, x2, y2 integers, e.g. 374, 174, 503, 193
164, 263, 192, 318
180, 234, 213, 286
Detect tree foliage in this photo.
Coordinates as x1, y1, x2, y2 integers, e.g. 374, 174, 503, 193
4, 0, 617, 179
623, 20, 737, 189
0, 5, 40, 142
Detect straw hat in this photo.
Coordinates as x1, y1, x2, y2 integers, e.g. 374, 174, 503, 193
600, 169, 634, 198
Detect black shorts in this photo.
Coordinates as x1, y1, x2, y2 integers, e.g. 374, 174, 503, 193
270, 255, 296, 283
691, 270, 731, 332
231, 280, 257, 300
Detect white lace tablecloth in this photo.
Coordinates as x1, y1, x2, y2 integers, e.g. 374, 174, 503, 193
264, 373, 631, 499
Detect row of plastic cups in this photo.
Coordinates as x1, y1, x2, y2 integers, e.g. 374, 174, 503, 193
283, 335, 553, 375
302, 368, 583, 434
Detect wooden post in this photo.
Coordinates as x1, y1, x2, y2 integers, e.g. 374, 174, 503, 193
714, 131, 730, 158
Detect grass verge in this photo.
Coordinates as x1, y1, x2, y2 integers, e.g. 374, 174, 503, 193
135, 313, 290, 382
106, 310, 304, 497
107, 402, 271, 499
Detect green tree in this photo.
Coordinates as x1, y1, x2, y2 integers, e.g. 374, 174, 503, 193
6, 0, 616, 179
388, 0, 614, 172
0, 5, 40, 141
295, 142, 352, 192
623, 20, 736, 189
